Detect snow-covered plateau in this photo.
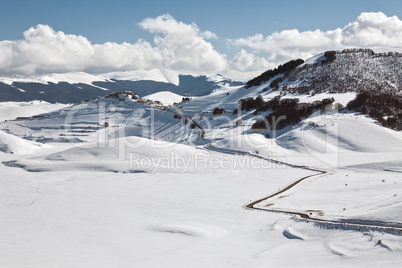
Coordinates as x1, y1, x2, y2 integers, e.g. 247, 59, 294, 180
1, 50, 402, 267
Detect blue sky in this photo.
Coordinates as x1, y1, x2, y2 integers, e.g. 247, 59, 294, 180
1, 0, 402, 79
2, 0, 401, 44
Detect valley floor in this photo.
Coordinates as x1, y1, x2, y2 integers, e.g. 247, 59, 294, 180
1, 140, 402, 268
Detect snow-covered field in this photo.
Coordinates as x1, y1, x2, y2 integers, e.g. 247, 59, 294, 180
1, 138, 402, 267
0, 101, 70, 122
1, 71, 402, 267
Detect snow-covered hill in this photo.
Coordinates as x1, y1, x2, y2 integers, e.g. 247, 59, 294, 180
290, 49, 402, 94
0, 130, 46, 154
0, 72, 111, 86
143, 91, 186, 106
101, 69, 181, 86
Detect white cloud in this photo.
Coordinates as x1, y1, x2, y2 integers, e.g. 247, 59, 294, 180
20, 25, 94, 74
1, 12, 401, 81
0, 41, 15, 68
230, 12, 402, 66
201, 31, 218, 40
139, 14, 226, 72
230, 49, 273, 71
341, 12, 402, 48
0, 14, 227, 76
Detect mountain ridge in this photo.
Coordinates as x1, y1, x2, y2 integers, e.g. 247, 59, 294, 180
245, 48, 402, 94
0, 70, 242, 103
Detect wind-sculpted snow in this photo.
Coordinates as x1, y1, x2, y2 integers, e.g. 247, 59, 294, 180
0, 130, 46, 154
152, 223, 228, 237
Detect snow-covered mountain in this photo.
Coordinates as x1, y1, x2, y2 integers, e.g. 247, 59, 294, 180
0, 70, 242, 103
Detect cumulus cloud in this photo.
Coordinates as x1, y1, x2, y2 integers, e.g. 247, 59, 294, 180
0, 14, 227, 76
342, 12, 402, 48
25, 25, 94, 73
230, 49, 273, 71
138, 14, 226, 72
230, 12, 402, 66
1, 12, 402, 80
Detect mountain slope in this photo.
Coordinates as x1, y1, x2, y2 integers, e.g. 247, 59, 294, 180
0, 71, 242, 103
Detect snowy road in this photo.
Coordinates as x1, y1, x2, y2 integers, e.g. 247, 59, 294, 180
204, 144, 402, 235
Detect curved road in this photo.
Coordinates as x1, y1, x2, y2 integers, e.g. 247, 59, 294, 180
205, 144, 402, 235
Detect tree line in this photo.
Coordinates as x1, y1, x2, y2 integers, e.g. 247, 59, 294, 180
347, 92, 402, 130
235, 95, 335, 132
245, 59, 304, 88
